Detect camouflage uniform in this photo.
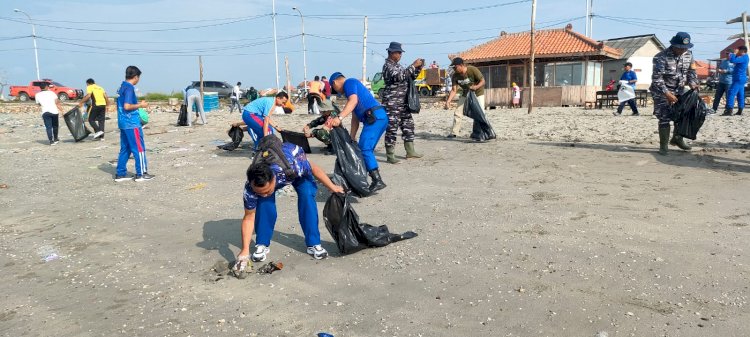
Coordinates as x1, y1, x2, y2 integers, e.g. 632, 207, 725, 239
650, 47, 698, 127
307, 112, 336, 145
382, 58, 419, 147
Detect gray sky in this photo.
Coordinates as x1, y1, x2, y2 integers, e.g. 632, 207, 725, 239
0, 0, 744, 95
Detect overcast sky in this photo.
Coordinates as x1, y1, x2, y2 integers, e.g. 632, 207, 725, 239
0, 0, 744, 95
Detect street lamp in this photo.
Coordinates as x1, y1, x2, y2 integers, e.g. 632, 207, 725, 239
14, 9, 40, 80
292, 7, 308, 91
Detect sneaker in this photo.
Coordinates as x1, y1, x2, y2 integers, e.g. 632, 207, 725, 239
50, 140, 58, 146
114, 175, 132, 182
306, 245, 328, 260
134, 173, 154, 182
631, 112, 640, 116
446, 134, 457, 139
93, 131, 104, 139
251, 245, 270, 262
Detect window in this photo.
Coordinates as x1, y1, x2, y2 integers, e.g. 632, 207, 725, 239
554, 62, 583, 86
533, 63, 548, 86
490, 65, 507, 88
478, 67, 490, 88
373, 73, 382, 83
585, 62, 602, 86
32, 82, 44, 87
510, 66, 525, 87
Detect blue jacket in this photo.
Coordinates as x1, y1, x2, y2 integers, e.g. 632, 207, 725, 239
729, 53, 748, 83
719, 59, 734, 85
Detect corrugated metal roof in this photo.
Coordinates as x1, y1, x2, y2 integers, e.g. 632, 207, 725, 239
600, 34, 665, 59
457, 26, 622, 63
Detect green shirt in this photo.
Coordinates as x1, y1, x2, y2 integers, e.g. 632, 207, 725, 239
452, 65, 485, 97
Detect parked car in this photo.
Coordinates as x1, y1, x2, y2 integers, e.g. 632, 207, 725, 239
187, 81, 244, 99
9, 79, 83, 102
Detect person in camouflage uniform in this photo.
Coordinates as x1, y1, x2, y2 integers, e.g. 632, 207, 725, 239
381, 42, 424, 164
650, 32, 699, 156
303, 100, 337, 154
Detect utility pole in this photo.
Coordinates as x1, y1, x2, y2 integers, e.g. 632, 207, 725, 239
285, 56, 292, 93
727, 11, 749, 51
199, 56, 204, 98
14, 9, 40, 80
528, 0, 537, 114
585, 0, 589, 37
362, 16, 368, 83
587, 0, 594, 38
272, 0, 280, 91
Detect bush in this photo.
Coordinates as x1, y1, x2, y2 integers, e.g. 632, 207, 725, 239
143, 92, 183, 101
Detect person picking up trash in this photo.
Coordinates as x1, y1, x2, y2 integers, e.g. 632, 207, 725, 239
232, 136, 345, 275
303, 99, 337, 154
231, 92, 288, 151
77, 78, 109, 140
329, 72, 389, 192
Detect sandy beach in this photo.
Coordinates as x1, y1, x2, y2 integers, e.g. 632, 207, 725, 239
1, 102, 749, 337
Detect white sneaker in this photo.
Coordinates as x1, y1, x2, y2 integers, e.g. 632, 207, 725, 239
251, 245, 270, 262
93, 131, 104, 139
306, 245, 328, 260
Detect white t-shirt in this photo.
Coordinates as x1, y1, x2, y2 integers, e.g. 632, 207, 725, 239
36, 90, 60, 115
232, 85, 241, 99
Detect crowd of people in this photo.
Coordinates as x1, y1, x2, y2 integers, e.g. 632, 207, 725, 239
30, 32, 747, 265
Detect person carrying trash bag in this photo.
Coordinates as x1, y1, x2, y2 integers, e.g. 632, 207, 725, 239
36, 82, 65, 145
615, 62, 639, 116
329, 72, 388, 192
231, 136, 344, 275
650, 32, 699, 156
444, 57, 494, 142
230, 92, 288, 152
463, 91, 496, 142
381, 41, 425, 164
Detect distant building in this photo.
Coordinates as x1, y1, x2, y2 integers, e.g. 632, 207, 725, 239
600, 34, 665, 90
720, 39, 747, 59
454, 24, 622, 107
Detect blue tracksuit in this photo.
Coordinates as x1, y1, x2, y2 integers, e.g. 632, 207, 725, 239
116, 81, 148, 176
243, 143, 320, 247
340, 78, 388, 171
242, 97, 278, 150
727, 53, 748, 109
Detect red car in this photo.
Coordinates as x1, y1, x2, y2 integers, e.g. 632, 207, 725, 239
9, 79, 83, 102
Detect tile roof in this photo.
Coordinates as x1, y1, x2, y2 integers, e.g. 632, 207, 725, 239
600, 34, 665, 59
458, 25, 622, 63
693, 60, 712, 79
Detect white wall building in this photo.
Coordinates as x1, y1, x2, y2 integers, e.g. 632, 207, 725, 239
601, 35, 665, 90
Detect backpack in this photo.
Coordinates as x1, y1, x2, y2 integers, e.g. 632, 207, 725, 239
251, 136, 299, 181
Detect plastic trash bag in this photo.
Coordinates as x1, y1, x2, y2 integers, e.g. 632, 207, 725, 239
217, 126, 244, 151
139, 108, 149, 125
323, 192, 417, 255
330, 126, 373, 198
617, 80, 635, 103
177, 104, 189, 126
280, 130, 312, 153
673, 89, 709, 140
407, 80, 420, 114
462, 91, 496, 141
63, 106, 91, 142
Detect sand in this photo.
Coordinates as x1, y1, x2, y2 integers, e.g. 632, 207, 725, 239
0, 102, 749, 337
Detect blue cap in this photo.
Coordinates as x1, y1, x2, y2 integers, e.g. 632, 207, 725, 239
329, 72, 344, 82
669, 32, 693, 49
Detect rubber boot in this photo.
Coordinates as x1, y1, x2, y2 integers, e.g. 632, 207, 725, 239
368, 169, 386, 192
670, 131, 692, 151
386, 145, 400, 164
736, 108, 743, 116
404, 141, 423, 159
722, 108, 733, 116
658, 126, 670, 156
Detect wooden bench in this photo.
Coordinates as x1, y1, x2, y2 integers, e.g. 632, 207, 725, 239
596, 89, 649, 109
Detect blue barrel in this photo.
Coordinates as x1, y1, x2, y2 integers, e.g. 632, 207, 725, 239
203, 92, 219, 112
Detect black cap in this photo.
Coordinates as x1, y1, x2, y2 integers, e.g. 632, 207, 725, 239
386, 42, 405, 53
450, 57, 465, 68
623, 62, 633, 67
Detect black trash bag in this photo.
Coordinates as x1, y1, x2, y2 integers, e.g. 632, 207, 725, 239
63, 106, 91, 142
462, 91, 496, 141
406, 80, 420, 114
280, 130, 312, 153
330, 126, 373, 198
672, 89, 708, 140
323, 192, 417, 255
177, 104, 189, 126
217, 126, 244, 151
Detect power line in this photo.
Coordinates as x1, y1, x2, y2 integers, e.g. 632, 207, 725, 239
596, 15, 726, 23
597, 16, 729, 37
0, 14, 271, 32
307, 33, 501, 46
0, 14, 271, 25
278, 0, 531, 20
33, 34, 295, 45
597, 15, 735, 30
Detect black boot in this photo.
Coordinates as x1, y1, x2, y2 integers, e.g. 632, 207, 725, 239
368, 169, 386, 192
722, 108, 733, 116
736, 108, 743, 116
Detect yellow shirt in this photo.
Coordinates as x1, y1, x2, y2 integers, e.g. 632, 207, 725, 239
309, 81, 322, 95
86, 84, 107, 106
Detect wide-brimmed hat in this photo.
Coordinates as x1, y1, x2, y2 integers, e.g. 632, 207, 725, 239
669, 32, 694, 49
386, 42, 405, 53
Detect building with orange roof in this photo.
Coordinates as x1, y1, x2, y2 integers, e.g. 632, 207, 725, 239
454, 24, 622, 107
